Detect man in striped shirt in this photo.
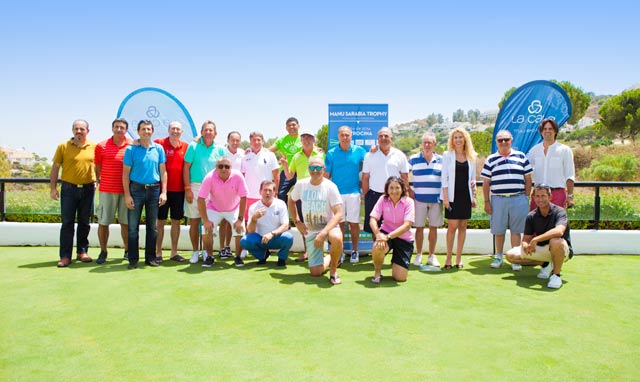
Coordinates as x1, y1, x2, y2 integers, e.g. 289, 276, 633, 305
481, 130, 532, 269
408, 131, 443, 267
94, 118, 132, 264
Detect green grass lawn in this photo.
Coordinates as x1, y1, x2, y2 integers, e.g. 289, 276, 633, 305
1, 247, 638, 382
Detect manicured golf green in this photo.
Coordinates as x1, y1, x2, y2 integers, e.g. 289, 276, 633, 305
1, 247, 638, 381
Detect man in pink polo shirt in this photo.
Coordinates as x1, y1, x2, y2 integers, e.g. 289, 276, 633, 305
197, 157, 248, 267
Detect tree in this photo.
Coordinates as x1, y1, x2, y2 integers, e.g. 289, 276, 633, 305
467, 109, 480, 124
452, 109, 466, 122
598, 88, 640, 142
498, 80, 591, 125
469, 131, 493, 156
316, 124, 328, 152
0, 151, 10, 177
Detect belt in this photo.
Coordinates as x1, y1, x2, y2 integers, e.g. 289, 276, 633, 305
494, 192, 524, 198
62, 181, 94, 188
132, 181, 160, 189
551, 187, 564, 191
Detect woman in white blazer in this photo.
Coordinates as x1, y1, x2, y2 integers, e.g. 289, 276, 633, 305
440, 127, 477, 269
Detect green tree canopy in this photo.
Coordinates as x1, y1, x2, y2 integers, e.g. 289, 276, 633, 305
598, 88, 640, 142
469, 131, 493, 156
498, 80, 591, 125
316, 124, 328, 152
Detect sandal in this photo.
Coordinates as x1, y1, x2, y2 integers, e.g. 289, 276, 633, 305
155, 256, 163, 264
444, 264, 453, 270
371, 274, 383, 284
455, 264, 463, 269
295, 253, 308, 262
170, 254, 186, 262
330, 274, 342, 285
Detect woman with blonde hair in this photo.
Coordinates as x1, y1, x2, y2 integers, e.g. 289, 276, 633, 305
441, 128, 477, 269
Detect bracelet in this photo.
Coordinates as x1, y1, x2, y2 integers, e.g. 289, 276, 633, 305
184, 185, 191, 191
567, 194, 574, 198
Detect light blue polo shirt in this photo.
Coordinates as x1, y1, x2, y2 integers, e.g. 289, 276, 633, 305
123, 143, 166, 185
325, 144, 366, 194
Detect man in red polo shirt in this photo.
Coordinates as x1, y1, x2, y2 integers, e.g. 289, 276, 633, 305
95, 118, 132, 264
154, 121, 189, 263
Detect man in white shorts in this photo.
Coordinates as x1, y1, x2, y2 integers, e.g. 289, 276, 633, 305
197, 157, 248, 267
289, 156, 344, 285
505, 184, 573, 289
324, 126, 366, 263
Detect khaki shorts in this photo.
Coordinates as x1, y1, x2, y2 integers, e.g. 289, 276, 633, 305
97, 192, 128, 225
414, 201, 443, 228
184, 182, 202, 219
514, 241, 570, 262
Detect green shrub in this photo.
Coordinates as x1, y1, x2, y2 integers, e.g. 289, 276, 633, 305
580, 153, 640, 181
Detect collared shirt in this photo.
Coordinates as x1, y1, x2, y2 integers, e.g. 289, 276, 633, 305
289, 148, 324, 180
524, 204, 572, 256
53, 139, 96, 185
481, 149, 532, 195
155, 137, 188, 192
198, 169, 248, 212
325, 144, 366, 195
362, 147, 410, 193
370, 195, 415, 242
527, 141, 575, 188
248, 198, 289, 236
225, 147, 245, 172
95, 137, 130, 193
184, 140, 226, 183
241, 148, 279, 199
123, 143, 166, 185
409, 151, 442, 203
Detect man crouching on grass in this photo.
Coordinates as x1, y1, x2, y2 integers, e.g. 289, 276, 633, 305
505, 184, 574, 289
288, 156, 344, 285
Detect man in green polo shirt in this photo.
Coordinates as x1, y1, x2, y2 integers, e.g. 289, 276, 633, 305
269, 117, 301, 204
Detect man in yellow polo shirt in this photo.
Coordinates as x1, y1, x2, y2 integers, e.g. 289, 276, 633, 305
50, 119, 97, 267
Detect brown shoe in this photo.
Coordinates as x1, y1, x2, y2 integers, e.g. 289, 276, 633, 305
76, 253, 93, 263
57, 257, 71, 267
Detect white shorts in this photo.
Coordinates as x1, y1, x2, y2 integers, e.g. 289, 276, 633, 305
512, 241, 570, 262
185, 182, 202, 219
414, 201, 443, 228
340, 193, 361, 224
205, 208, 245, 237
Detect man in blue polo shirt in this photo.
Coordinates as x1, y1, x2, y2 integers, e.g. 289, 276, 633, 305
324, 126, 367, 263
481, 130, 532, 269
408, 131, 443, 267
123, 120, 167, 269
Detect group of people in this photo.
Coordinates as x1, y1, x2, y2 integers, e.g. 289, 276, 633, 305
50, 116, 575, 288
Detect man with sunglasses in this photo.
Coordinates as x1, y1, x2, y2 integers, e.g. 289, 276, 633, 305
197, 157, 248, 267
481, 130, 533, 270
289, 156, 344, 285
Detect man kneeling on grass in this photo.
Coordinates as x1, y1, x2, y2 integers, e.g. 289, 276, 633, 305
240, 180, 293, 266
288, 156, 344, 285
505, 184, 573, 289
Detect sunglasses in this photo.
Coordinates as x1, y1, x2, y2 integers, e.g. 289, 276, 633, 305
308, 165, 323, 172
217, 164, 231, 169
497, 138, 512, 143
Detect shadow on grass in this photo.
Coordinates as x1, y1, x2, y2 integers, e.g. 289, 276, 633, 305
354, 275, 403, 288
269, 272, 333, 288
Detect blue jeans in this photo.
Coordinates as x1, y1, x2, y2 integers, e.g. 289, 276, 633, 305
277, 171, 296, 204
59, 181, 95, 259
127, 183, 160, 264
240, 232, 294, 261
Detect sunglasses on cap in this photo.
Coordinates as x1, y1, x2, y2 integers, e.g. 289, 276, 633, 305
308, 165, 323, 172
217, 164, 231, 169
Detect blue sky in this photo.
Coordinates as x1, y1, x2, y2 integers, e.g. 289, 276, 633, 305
1, 1, 638, 160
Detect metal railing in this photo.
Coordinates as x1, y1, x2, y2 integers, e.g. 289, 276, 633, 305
1, 178, 640, 229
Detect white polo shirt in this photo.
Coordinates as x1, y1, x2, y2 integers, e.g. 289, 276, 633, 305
225, 147, 245, 172
248, 198, 289, 236
241, 148, 279, 199
362, 147, 410, 193
527, 141, 575, 189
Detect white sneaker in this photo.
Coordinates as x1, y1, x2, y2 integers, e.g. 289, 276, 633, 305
240, 249, 248, 259
339, 252, 346, 265
490, 254, 503, 268
350, 251, 359, 263
511, 263, 522, 271
189, 251, 200, 264
427, 254, 440, 267
547, 274, 562, 289
413, 253, 423, 266
537, 263, 553, 279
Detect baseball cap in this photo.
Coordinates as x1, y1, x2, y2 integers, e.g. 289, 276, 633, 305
300, 129, 315, 139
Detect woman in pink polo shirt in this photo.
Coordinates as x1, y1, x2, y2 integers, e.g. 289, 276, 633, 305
369, 176, 415, 284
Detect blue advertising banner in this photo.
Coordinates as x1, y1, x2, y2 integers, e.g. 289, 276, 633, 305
492, 80, 572, 154
328, 104, 388, 150
116, 87, 197, 142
